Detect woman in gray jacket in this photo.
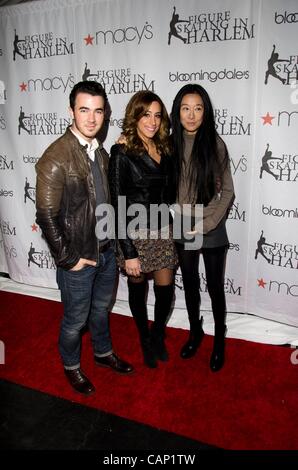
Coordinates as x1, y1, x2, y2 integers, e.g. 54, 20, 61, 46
171, 84, 235, 372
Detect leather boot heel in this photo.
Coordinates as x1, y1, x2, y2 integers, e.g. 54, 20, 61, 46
180, 318, 204, 359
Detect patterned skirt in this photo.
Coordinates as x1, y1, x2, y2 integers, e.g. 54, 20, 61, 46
117, 226, 178, 273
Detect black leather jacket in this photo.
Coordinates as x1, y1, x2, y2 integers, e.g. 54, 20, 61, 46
108, 144, 174, 260
35, 127, 110, 270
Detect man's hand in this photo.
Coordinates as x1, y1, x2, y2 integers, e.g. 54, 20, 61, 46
70, 258, 97, 271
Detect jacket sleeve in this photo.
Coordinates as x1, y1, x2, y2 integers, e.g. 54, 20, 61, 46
195, 140, 235, 234
108, 145, 138, 260
35, 153, 80, 270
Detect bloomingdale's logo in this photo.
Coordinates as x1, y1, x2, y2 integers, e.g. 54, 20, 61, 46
264, 44, 298, 85
262, 204, 298, 219
27, 242, 56, 270
169, 67, 249, 83
18, 106, 71, 136
259, 143, 298, 182
81, 63, 155, 95
255, 230, 298, 269
167, 6, 254, 45
215, 108, 251, 135
275, 10, 298, 24
12, 29, 74, 61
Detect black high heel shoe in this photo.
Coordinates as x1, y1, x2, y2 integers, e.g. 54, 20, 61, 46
180, 318, 204, 359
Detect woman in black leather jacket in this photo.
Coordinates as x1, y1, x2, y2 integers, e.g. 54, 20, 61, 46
109, 90, 177, 368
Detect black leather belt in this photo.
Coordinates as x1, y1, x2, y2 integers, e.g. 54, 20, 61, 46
99, 241, 112, 253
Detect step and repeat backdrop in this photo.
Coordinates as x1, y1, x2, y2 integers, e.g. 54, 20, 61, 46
0, 0, 297, 326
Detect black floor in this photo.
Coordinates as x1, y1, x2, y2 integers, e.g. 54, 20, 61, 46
0, 379, 211, 451
1, 379, 295, 465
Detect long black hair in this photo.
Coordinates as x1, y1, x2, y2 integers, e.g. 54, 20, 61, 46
171, 83, 227, 206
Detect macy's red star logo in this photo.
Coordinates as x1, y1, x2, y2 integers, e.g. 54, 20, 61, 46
261, 112, 275, 125
257, 278, 267, 288
84, 34, 94, 45
19, 82, 27, 92
31, 223, 38, 232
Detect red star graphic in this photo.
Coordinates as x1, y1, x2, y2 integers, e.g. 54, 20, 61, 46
31, 223, 38, 232
84, 34, 94, 45
20, 82, 27, 92
261, 112, 275, 125
257, 278, 267, 288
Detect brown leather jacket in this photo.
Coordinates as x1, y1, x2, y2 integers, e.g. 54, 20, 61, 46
35, 127, 110, 270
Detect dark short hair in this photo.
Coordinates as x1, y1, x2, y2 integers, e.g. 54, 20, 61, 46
69, 81, 108, 110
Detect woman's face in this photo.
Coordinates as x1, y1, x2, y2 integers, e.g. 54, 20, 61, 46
137, 101, 162, 142
179, 93, 204, 134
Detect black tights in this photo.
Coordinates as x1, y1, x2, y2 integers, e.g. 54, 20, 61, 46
175, 244, 227, 330
127, 268, 174, 286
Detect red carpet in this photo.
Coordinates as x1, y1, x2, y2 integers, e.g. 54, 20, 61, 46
0, 290, 297, 450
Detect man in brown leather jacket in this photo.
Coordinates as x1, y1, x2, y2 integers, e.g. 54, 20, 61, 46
36, 81, 133, 395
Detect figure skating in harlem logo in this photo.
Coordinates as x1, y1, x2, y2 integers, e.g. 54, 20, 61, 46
255, 231, 274, 263
82, 62, 98, 81
166, 6, 254, 45
12, 28, 74, 61
255, 231, 298, 269
264, 44, 298, 85
24, 177, 35, 204
27, 242, 56, 270
259, 143, 298, 182
168, 6, 188, 44
13, 29, 26, 61
18, 106, 30, 135
80, 64, 155, 95
259, 143, 282, 180
27, 242, 41, 267
17, 107, 71, 136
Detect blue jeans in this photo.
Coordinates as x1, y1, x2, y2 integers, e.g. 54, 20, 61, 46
57, 248, 116, 369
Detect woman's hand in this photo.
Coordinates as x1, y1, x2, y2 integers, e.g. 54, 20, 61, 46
125, 258, 141, 277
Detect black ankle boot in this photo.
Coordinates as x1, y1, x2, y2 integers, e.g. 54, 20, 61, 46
140, 337, 157, 368
210, 326, 226, 372
180, 317, 204, 359
151, 330, 168, 362
151, 284, 174, 362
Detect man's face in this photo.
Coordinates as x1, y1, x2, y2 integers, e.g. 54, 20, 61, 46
69, 92, 105, 142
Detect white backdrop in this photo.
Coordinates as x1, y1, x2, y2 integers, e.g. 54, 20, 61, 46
0, 0, 297, 326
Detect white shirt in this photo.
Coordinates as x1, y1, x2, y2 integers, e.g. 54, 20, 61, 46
70, 128, 99, 162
